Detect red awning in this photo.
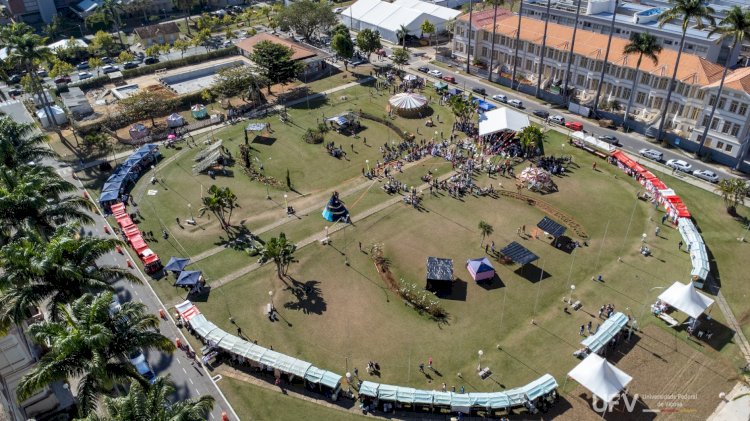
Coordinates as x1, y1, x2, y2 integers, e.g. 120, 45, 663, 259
123, 226, 140, 237
651, 179, 668, 190
179, 305, 201, 321
142, 254, 160, 266
116, 215, 134, 229
130, 236, 148, 252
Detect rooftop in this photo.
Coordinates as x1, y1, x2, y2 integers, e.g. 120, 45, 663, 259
236, 33, 318, 61
134, 22, 180, 40
457, 7, 513, 26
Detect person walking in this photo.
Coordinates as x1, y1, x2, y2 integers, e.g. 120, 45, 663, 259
428, 357, 433, 369
655, 226, 660, 237
661, 214, 668, 224
587, 320, 592, 334
579, 325, 585, 336
354, 367, 359, 378
678, 240, 683, 250
419, 363, 425, 373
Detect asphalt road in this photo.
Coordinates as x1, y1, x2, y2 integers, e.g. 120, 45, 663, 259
49, 159, 238, 421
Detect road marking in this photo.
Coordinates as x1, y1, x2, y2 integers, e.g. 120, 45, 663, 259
182, 367, 188, 374
195, 388, 201, 396
133, 290, 139, 296
176, 358, 181, 365
210, 413, 215, 419
189, 378, 194, 385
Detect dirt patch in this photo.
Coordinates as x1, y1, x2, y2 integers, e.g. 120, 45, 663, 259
498, 189, 589, 238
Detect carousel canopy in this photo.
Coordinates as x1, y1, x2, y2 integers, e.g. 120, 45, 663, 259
389, 92, 428, 110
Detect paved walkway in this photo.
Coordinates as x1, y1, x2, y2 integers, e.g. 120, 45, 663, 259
707, 382, 750, 421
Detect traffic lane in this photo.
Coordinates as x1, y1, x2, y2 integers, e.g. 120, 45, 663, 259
408, 61, 731, 180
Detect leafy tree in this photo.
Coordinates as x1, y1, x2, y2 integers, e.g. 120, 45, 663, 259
198, 185, 238, 231
118, 90, 171, 126
331, 33, 354, 70
519, 125, 546, 155
715, 178, 748, 213
330, 23, 349, 39
622, 32, 661, 125
0, 166, 93, 240
478, 220, 493, 246
55, 38, 87, 63
89, 57, 104, 76
173, 39, 191, 58
259, 232, 297, 280
447, 93, 474, 125
212, 66, 268, 101
144, 45, 161, 59
17, 292, 174, 415
43, 16, 62, 39
116, 50, 134, 64
85, 11, 111, 32
49, 58, 75, 77
396, 25, 410, 49
192, 28, 212, 53
356, 29, 382, 60
0, 117, 54, 167
277, 0, 337, 40
0, 222, 139, 324
390, 47, 409, 68
79, 376, 215, 421
250, 40, 304, 93
420, 19, 436, 50
101, 0, 126, 46
89, 30, 117, 56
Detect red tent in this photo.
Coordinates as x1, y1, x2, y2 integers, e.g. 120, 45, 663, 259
111, 202, 126, 216
116, 215, 134, 229
123, 225, 140, 238
130, 236, 148, 253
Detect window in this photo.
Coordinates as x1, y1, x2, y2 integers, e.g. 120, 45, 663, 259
721, 122, 731, 134
731, 123, 740, 137
658, 78, 668, 90
702, 115, 710, 127
483, 32, 489, 41
705, 138, 713, 147
664, 40, 673, 45
708, 95, 716, 106
710, 118, 720, 130
718, 98, 726, 109
481, 47, 488, 57
636, 91, 646, 105
576, 74, 585, 86
623, 88, 631, 98
580, 57, 588, 68
641, 73, 650, 84
690, 108, 699, 120
729, 101, 738, 113
717, 141, 725, 149
726, 144, 733, 152
739, 103, 748, 116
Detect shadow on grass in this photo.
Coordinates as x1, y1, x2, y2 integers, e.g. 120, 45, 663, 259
283, 277, 327, 315
431, 278, 467, 301
477, 273, 505, 291
514, 264, 551, 283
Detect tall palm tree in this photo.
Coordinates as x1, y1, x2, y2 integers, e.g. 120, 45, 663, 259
486, 0, 506, 82
510, 0, 524, 90
0, 166, 93, 239
519, 125, 546, 155
259, 232, 297, 280
478, 220, 493, 246
592, 0, 620, 116
466, 0, 474, 74
0, 223, 140, 323
174, 0, 196, 35
17, 292, 175, 415
655, 0, 716, 142
622, 32, 662, 126
535, 0, 552, 98
397, 25, 411, 49
697, 6, 750, 157
562, 0, 583, 102
80, 376, 215, 421
101, 0, 126, 46
0, 116, 54, 167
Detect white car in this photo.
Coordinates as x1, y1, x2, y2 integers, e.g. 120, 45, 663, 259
428, 69, 443, 78
508, 99, 523, 108
548, 115, 565, 125
492, 94, 507, 103
78, 71, 93, 80
639, 148, 663, 161
692, 169, 719, 183
130, 351, 157, 384
666, 159, 692, 173
334, 7, 344, 13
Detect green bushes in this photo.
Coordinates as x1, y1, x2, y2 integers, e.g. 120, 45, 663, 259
69, 75, 109, 90
398, 278, 447, 320
302, 127, 325, 144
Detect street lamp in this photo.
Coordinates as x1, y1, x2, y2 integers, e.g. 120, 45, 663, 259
284, 194, 288, 210
477, 349, 483, 371
365, 159, 370, 173
568, 284, 576, 304
268, 290, 274, 309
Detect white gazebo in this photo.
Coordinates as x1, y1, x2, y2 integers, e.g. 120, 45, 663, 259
658, 281, 715, 319
388, 92, 429, 117
568, 354, 632, 402
478, 107, 530, 136
166, 113, 185, 128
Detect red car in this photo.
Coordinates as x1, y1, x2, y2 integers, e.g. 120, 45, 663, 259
442, 75, 456, 83
54, 76, 72, 85
565, 121, 583, 131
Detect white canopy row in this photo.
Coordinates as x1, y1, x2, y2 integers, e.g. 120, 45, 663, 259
658, 281, 714, 320
358, 374, 557, 413
188, 313, 341, 390
677, 218, 710, 280
570, 131, 616, 153
581, 312, 629, 353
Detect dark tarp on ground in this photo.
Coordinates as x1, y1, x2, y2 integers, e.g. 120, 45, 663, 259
426, 257, 454, 282
500, 242, 539, 265
537, 217, 566, 239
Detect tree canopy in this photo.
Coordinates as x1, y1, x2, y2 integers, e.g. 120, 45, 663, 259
356, 29, 382, 59
118, 90, 171, 126
212, 66, 268, 101
331, 33, 354, 69
278, 0, 337, 40
249, 40, 304, 93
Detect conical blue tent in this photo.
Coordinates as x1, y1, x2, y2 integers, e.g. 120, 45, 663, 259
175, 270, 202, 287
322, 193, 349, 222
164, 257, 191, 273
466, 257, 495, 282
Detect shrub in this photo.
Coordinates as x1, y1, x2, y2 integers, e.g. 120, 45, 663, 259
302, 127, 325, 144
398, 278, 447, 319
69, 75, 109, 90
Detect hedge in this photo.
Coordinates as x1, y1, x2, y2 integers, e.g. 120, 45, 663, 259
69, 75, 110, 90
120, 47, 239, 78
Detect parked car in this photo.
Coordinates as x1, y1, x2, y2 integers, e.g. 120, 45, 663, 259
666, 159, 692, 173
108, 294, 121, 315
7, 87, 23, 96
36, 69, 48, 77
78, 71, 93, 80
533, 109, 549, 119
639, 148, 663, 161
102, 65, 119, 74
508, 99, 523, 108
54, 75, 72, 85
428, 69, 443, 78
144, 57, 159, 65
101, 56, 113, 64
471, 87, 486, 95
442, 75, 456, 83
334, 7, 344, 13
492, 94, 507, 103
129, 351, 157, 384
565, 121, 583, 131
417, 66, 430, 73
597, 135, 620, 146
548, 115, 565, 125
692, 169, 719, 183
123, 61, 138, 69
77, 61, 90, 70
8, 74, 21, 83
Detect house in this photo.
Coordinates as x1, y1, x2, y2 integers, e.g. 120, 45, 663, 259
134, 22, 181, 47
235, 33, 331, 78
60, 87, 94, 120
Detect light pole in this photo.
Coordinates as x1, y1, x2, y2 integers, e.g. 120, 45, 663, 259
477, 349, 483, 372
568, 284, 576, 304
365, 159, 370, 173
284, 194, 288, 210
188, 203, 193, 221
268, 290, 274, 310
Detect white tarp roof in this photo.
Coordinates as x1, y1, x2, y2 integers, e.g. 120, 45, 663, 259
478, 107, 530, 136
570, 131, 616, 153
568, 354, 632, 402
677, 218, 710, 280
658, 281, 714, 319
393, 0, 461, 20
342, 0, 451, 31
389, 92, 428, 110
342, 0, 380, 20
48, 38, 88, 51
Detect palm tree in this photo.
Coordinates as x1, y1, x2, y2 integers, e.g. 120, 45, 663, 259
697, 6, 750, 157
655, 0, 716, 142
535, 0, 552, 98
478, 220, 493, 246
592, 0, 621, 116
562, 0, 583, 102
17, 292, 175, 415
714, 178, 747, 213
174, 0, 196, 35
465, 0, 474, 73
448, 94, 474, 126
0, 223, 141, 323
397, 25, 411, 49
0, 116, 54, 167
101, 0, 126, 46
198, 185, 237, 231
622, 32, 662, 126
0, 166, 93, 239
259, 232, 297, 280
80, 376, 214, 421
510, 0, 524, 90
486, 0, 506, 82
519, 125, 546, 155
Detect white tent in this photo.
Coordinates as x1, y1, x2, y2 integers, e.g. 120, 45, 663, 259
36, 106, 67, 128
658, 281, 714, 319
568, 354, 632, 402
570, 131, 616, 153
48, 38, 88, 52
166, 113, 185, 128
340, 0, 460, 43
478, 107, 530, 136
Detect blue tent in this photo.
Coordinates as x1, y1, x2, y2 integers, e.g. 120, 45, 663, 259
321, 193, 349, 222
164, 257, 191, 273
99, 189, 120, 203
473, 99, 497, 112
175, 270, 202, 287
466, 257, 495, 281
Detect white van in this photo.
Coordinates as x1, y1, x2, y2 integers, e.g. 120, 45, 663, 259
638, 148, 663, 162
508, 99, 523, 108
548, 115, 565, 125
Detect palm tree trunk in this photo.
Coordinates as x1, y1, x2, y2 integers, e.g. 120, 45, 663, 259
562, 0, 582, 103
733, 134, 750, 170
510, 0, 524, 90
487, 1, 499, 82
623, 55, 643, 126
535, 0, 551, 98
592, 0, 619, 117
466, 0, 473, 74
185, 14, 191, 35
655, 31, 686, 143
697, 50, 733, 156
